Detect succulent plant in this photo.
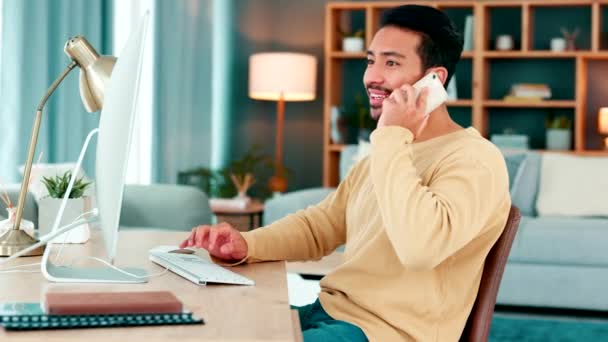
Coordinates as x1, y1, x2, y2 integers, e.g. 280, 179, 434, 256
41, 171, 91, 199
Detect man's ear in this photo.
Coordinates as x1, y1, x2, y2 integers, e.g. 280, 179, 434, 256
428, 67, 449, 85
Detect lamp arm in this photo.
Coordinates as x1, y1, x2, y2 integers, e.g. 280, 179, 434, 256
12, 61, 78, 231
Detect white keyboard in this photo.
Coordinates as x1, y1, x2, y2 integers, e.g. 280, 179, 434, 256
149, 246, 255, 286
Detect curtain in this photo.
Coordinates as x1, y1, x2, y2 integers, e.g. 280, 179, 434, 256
152, 0, 215, 183
0, 0, 112, 183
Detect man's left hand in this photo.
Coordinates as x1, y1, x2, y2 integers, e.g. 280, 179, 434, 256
378, 85, 430, 139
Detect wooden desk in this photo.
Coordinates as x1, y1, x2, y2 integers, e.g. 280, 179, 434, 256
286, 252, 344, 278
0, 229, 295, 341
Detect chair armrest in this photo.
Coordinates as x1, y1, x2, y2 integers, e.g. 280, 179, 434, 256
263, 188, 335, 225
120, 184, 212, 231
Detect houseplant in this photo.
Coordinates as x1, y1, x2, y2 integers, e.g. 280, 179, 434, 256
546, 115, 572, 150
178, 146, 281, 201
341, 29, 364, 52
39, 171, 92, 243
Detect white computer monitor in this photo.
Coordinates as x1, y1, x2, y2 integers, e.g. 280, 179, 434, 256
95, 12, 149, 264
38, 12, 150, 283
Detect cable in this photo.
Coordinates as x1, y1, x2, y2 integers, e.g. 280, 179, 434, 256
0, 262, 41, 274
52, 208, 99, 265
66, 256, 169, 279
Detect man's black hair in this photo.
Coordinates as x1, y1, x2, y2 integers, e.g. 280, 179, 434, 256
381, 5, 464, 87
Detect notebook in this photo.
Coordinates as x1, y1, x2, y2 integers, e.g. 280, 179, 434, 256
0, 302, 203, 331
43, 291, 183, 315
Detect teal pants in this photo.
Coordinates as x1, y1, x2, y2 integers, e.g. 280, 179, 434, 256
292, 299, 368, 341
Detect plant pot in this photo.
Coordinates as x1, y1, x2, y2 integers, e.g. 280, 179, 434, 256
342, 37, 364, 52
546, 129, 572, 150
38, 196, 92, 243
330, 106, 349, 144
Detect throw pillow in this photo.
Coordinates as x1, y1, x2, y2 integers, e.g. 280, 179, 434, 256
18, 163, 91, 201
536, 153, 608, 217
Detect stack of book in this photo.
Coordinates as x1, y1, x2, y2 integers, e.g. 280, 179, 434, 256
504, 83, 552, 102
0, 291, 203, 331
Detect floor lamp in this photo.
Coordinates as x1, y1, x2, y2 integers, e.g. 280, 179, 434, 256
248, 52, 317, 193
0, 36, 116, 257
599, 107, 608, 149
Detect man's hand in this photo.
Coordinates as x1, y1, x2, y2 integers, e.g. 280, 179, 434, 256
378, 85, 430, 139
179, 222, 248, 261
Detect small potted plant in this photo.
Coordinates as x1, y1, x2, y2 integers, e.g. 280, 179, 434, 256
341, 29, 365, 52
39, 171, 92, 243
546, 115, 572, 150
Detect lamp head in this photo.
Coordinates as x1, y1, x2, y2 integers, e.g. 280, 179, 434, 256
249, 52, 317, 102
64, 36, 116, 112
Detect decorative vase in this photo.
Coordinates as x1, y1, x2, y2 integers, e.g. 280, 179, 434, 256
342, 37, 364, 52
0, 207, 35, 236
546, 129, 571, 150
358, 128, 372, 142
330, 106, 348, 144
38, 196, 91, 243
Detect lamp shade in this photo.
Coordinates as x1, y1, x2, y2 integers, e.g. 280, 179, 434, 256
249, 52, 317, 101
64, 36, 116, 112
599, 107, 608, 134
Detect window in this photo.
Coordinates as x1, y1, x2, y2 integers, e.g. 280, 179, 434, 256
113, 0, 154, 184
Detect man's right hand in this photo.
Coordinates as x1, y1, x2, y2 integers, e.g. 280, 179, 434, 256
179, 222, 248, 261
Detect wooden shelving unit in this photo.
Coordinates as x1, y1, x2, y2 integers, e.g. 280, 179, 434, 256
323, 0, 608, 187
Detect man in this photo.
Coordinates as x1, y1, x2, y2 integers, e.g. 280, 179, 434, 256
181, 5, 510, 341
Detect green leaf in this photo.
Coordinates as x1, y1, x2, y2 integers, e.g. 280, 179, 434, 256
41, 171, 91, 199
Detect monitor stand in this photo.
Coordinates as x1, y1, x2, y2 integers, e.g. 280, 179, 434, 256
41, 253, 148, 284
40, 128, 148, 284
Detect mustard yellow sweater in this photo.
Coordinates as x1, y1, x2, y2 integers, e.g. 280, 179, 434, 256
240, 126, 511, 341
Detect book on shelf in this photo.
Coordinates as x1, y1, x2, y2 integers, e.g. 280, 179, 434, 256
508, 83, 551, 99
503, 95, 545, 102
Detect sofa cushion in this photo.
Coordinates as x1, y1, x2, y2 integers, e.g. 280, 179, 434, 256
508, 216, 608, 266
510, 152, 541, 217
339, 145, 359, 181
264, 188, 335, 225
120, 184, 211, 230
536, 153, 608, 217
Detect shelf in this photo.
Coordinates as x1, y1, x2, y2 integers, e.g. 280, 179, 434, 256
461, 51, 474, 58
330, 51, 367, 59
330, 51, 474, 59
447, 100, 473, 107
483, 51, 580, 58
483, 100, 576, 108
329, 144, 346, 152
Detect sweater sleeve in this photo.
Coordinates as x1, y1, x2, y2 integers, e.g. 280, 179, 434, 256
236, 166, 355, 264
369, 126, 507, 270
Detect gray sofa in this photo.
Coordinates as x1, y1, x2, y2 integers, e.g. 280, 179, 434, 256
264, 146, 608, 312
2, 183, 212, 231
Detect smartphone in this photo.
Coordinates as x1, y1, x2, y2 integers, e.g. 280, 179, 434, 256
412, 72, 448, 116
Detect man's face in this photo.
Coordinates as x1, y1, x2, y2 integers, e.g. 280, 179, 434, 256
363, 26, 424, 120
